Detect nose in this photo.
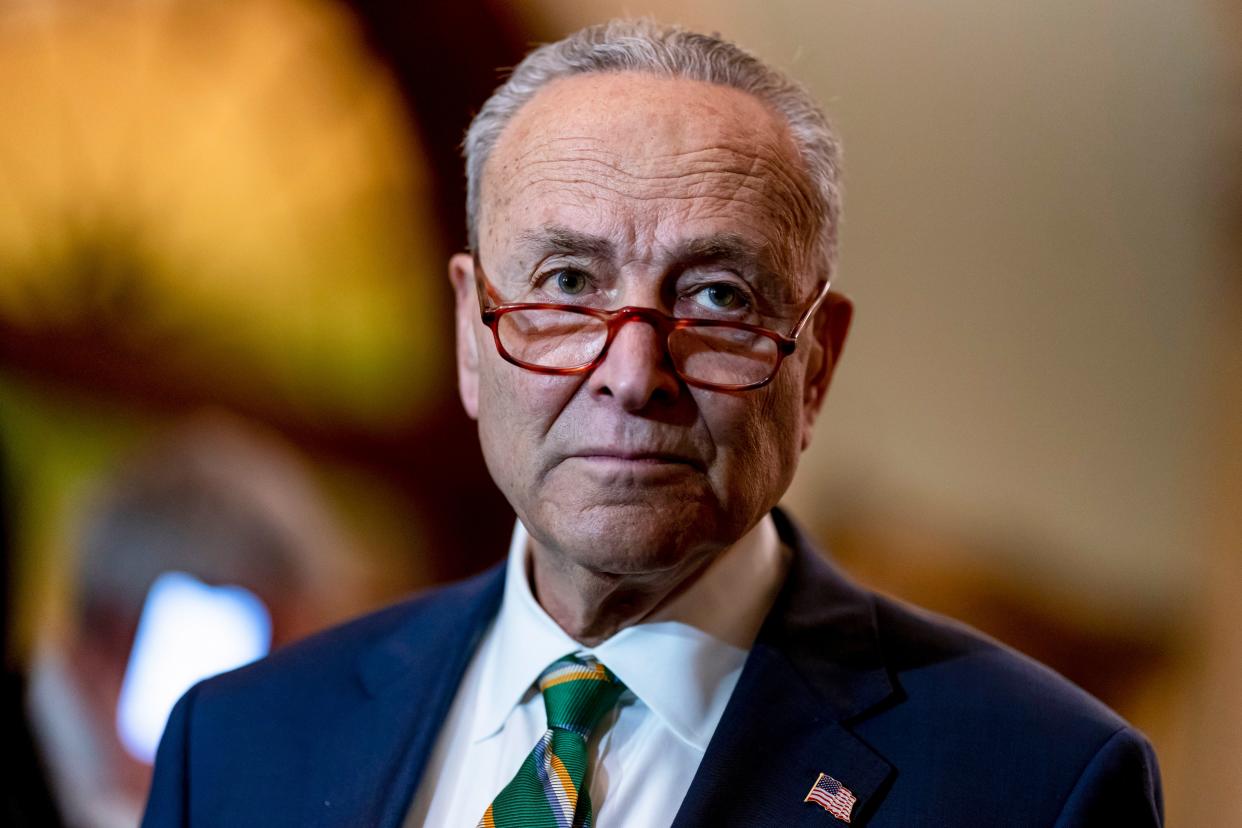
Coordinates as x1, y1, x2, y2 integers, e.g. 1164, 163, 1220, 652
587, 313, 682, 411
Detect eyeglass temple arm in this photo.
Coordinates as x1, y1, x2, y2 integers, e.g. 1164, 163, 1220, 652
471, 253, 503, 317
787, 279, 833, 342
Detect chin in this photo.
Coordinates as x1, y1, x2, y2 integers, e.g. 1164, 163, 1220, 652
524, 495, 733, 577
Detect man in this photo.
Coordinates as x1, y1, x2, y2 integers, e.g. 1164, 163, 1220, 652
143, 20, 1162, 827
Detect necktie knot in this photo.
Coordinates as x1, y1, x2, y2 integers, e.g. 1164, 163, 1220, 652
538, 653, 626, 737
479, 654, 626, 827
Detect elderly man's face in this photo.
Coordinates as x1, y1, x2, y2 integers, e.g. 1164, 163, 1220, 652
452, 72, 849, 576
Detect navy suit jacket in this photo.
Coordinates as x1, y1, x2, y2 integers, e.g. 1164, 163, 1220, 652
143, 510, 1162, 826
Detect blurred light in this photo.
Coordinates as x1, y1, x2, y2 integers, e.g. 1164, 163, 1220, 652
0, 0, 446, 425
115, 570, 272, 764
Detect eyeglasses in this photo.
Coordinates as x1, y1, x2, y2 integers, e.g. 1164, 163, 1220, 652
472, 254, 832, 392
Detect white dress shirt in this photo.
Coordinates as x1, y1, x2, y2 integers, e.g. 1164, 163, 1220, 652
403, 514, 790, 827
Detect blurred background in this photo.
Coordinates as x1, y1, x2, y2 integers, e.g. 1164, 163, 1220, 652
0, 1, 1236, 825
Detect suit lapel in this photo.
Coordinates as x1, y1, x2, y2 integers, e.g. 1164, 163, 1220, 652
301, 564, 506, 828
292, 510, 894, 827
672, 509, 897, 826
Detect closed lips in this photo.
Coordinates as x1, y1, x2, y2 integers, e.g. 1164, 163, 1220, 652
571, 450, 703, 469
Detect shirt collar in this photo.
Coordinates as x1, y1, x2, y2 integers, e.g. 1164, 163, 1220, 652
471, 521, 583, 745
472, 514, 789, 751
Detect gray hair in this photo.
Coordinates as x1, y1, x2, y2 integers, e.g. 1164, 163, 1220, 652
463, 19, 843, 277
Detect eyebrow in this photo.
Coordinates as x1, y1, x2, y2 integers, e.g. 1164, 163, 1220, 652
670, 233, 768, 274
518, 228, 772, 272
672, 233, 800, 301
516, 226, 615, 261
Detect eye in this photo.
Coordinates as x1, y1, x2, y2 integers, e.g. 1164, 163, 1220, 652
693, 282, 747, 311
552, 269, 588, 296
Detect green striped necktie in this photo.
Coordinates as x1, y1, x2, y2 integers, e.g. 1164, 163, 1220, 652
479, 653, 627, 828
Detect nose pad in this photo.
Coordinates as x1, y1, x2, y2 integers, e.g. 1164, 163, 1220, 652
587, 314, 681, 409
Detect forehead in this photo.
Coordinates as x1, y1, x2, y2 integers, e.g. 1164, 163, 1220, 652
480, 72, 817, 281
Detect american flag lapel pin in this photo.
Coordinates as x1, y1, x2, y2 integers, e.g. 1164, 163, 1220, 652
804, 772, 857, 823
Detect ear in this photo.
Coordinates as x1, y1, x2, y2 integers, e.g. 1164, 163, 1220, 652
449, 252, 481, 420
800, 291, 853, 451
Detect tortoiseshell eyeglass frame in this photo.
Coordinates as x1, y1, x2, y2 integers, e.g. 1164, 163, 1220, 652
471, 253, 832, 392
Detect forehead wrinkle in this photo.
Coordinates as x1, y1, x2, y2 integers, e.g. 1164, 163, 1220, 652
487, 78, 822, 287
512, 147, 816, 268
513, 140, 796, 192
517, 160, 805, 243
665, 193, 802, 286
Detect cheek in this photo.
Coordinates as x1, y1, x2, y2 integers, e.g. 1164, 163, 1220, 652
704, 376, 804, 498
475, 356, 581, 474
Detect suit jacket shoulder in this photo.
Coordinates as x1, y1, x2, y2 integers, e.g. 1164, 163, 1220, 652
142, 564, 505, 828
862, 592, 1163, 825
669, 508, 1162, 826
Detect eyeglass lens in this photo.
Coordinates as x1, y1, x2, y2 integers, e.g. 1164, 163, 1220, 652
495, 308, 780, 386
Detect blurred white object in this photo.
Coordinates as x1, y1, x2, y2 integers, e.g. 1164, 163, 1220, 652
116, 571, 271, 764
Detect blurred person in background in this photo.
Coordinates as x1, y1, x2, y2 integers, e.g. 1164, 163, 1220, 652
2, 438, 65, 827
27, 413, 355, 828
143, 20, 1162, 827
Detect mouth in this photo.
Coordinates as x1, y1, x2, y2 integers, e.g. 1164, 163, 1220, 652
567, 449, 705, 472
